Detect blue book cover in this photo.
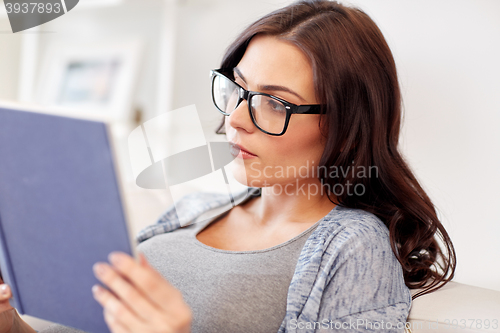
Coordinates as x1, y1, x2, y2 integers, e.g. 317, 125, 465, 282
0, 107, 136, 333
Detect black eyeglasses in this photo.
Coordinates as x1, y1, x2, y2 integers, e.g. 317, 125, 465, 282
210, 69, 323, 136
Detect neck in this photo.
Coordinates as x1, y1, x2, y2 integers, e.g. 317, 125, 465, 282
247, 178, 337, 227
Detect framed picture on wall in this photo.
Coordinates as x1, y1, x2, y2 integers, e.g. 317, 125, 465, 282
35, 39, 142, 121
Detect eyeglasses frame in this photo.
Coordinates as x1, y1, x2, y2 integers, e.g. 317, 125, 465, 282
210, 68, 323, 136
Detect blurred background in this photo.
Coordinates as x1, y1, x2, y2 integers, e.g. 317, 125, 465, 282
0, 0, 499, 296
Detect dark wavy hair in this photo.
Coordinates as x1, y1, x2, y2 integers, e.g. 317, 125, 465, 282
214, 0, 456, 300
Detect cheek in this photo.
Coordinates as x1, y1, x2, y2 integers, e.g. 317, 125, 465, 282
264, 121, 326, 177
279, 118, 325, 162
282, 135, 324, 165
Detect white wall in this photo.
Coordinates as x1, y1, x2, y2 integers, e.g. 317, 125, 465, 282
0, 17, 21, 100
172, 0, 500, 291
345, 0, 500, 291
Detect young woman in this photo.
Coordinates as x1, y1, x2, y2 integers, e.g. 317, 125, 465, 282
0, 0, 456, 332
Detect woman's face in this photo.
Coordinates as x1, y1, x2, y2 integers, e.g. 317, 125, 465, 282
225, 34, 327, 190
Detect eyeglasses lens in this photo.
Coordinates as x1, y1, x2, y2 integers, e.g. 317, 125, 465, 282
213, 73, 287, 135
250, 95, 287, 134
213, 74, 239, 115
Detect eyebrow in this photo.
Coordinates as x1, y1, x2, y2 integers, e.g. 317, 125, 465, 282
233, 67, 307, 103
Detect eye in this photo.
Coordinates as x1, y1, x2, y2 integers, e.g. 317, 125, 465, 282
266, 98, 286, 113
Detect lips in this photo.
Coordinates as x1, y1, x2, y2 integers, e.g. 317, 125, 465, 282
229, 142, 257, 157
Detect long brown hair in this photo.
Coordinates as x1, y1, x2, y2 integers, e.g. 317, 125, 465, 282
215, 0, 455, 300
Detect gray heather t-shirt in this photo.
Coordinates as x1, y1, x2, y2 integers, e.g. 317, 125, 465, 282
39, 195, 321, 333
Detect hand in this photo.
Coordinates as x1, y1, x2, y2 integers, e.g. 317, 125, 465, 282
92, 252, 192, 333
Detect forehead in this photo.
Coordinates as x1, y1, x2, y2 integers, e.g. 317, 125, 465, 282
236, 34, 314, 90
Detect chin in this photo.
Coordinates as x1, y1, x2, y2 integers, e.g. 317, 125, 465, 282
227, 160, 250, 186
227, 160, 262, 187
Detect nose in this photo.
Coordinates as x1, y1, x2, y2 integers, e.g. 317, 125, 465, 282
227, 97, 255, 133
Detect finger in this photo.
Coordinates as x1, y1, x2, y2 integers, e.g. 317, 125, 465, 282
103, 308, 132, 333
93, 284, 144, 333
92, 262, 159, 323
107, 252, 181, 311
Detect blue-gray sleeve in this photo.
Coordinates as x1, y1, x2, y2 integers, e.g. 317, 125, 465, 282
316, 303, 410, 332
315, 219, 411, 332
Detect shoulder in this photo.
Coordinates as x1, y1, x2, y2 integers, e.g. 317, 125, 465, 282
314, 205, 394, 260
313, 205, 412, 319
331, 205, 389, 235
284, 205, 411, 325
305, 206, 399, 285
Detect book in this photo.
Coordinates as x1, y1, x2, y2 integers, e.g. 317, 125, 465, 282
0, 106, 137, 333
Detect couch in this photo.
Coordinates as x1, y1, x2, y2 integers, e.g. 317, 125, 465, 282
407, 281, 500, 333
